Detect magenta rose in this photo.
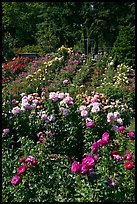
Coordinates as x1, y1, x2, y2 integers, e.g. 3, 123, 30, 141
82, 154, 96, 168
92, 142, 99, 152
127, 132, 135, 140
124, 152, 133, 161
17, 165, 28, 175
118, 126, 125, 132
71, 161, 81, 173
101, 132, 109, 145
86, 121, 95, 128
79, 164, 89, 174
11, 175, 21, 186
124, 161, 134, 170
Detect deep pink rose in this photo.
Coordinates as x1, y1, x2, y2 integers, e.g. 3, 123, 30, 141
118, 126, 125, 132
17, 165, 28, 175
11, 175, 21, 186
82, 154, 96, 168
102, 132, 109, 141
86, 121, 95, 128
124, 161, 134, 170
124, 152, 133, 161
79, 164, 89, 174
71, 161, 81, 173
127, 132, 135, 140
20, 157, 27, 163
92, 142, 99, 152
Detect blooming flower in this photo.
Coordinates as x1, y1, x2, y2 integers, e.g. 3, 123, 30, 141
49, 92, 59, 102
111, 150, 119, 156
113, 154, 123, 162
112, 125, 119, 132
82, 154, 96, 168
11, 106, 21, 115
118, 126, 125, 133
79, 164, 89, 174
124, 161, 134, 170
3, 128, 10, 134
25, 156, 38, 167
114, 111, 120, 119
81, 110, 88, 117
71, 161, 81, 173
88, 167, 95, 177
63, 79, 69, 85
107, 112, 115, 123
17, 165, 28, 175
124, 152, 133, 161
106, 178, 118, 187
102, 132, 109, 145
91, 103, 100, 113
117, 118, 123, 125
127, 132, 135, 140
92, 142, 99, 152
11, 175, 21, 186
86, 121, 95, 128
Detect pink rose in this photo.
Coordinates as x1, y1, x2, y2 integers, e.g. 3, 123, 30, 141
124, 152, 133, 161
71, 161, 81, 173
81, 110, 88, 117
17, 165, 28, 175
102, 132, 109, 145
127, 132, 135, 140
82, 154, 96, 168
79, 164, 89, 174
11, 175, 21, 186
63, 79, 69, 85
118, 126, 125, 132
86, 121, 95, 128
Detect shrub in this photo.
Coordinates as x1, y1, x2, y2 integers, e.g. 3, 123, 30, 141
110, 26, 135, 68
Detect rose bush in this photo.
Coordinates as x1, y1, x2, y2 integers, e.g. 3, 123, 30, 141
2, 46, 135, 202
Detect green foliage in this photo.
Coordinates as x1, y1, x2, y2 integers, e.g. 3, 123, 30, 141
111, 26, 135, 68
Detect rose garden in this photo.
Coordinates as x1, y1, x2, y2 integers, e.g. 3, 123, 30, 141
2, 45, 135, 202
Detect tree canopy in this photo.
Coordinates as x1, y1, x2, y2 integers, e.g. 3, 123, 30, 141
2, 2, 135, 60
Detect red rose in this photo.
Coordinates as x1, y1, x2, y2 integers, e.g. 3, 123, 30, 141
17, 165, 28, 175
111, 150, 119, 156
124, 161, 134, 170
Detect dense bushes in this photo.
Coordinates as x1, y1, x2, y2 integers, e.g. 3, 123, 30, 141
110, 26, 135, 68
2, 46, 135, 202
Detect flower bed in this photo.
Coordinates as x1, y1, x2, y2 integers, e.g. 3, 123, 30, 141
2, 46, 135, 202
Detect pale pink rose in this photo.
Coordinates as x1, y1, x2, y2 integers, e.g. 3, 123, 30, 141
11, 106, 21, 115
117, 118, 123, 125
49, 92, 59, 102
81, 110, 88, 117
63, 79, 69, 85
114, 111, 120, 119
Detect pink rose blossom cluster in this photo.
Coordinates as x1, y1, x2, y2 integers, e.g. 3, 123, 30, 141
71, 154, 98, 176
11, 93, 40, 114
111, 150, 134, 169
11, 156, 38, 186
92, 132, 109, 152
21, 94, 39, 111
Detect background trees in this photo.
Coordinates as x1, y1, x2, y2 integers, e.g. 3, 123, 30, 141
2, 2, 135, 65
